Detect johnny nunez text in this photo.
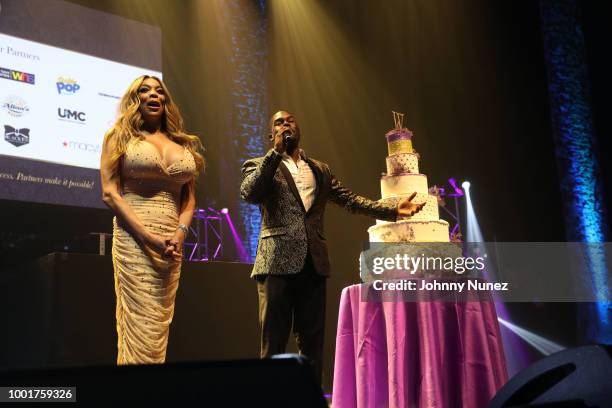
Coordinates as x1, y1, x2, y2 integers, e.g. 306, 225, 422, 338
372, 279, 509, 292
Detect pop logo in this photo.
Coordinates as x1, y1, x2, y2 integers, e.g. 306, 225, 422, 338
56, 77, 80, 95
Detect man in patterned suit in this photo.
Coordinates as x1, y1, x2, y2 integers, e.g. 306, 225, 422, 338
240, 110, 424, 385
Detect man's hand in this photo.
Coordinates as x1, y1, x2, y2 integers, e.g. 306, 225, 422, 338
273, 127, 287, 154
397, 192, 426, 217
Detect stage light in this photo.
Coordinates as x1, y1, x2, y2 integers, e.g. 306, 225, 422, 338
221, 208, 229, 214
448, 178, 464, 196
463, 181, 483, 243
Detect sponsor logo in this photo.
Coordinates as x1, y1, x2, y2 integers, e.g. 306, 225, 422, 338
56, 77, 80, 95
2, 96, 29, 117
4, 125, 30, 147
0, 67, 35, 85
57, 108, 86, 123
98, 92, 120, 99
62, 140, 101, 153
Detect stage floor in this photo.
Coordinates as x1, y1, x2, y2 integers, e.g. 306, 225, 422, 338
0, 253, 260, 367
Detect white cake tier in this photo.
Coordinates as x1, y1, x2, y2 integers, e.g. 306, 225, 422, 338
381, 173, 428, 198
368, 219, 450, 243
386, 153, 419, 175
376, 193, 439, 222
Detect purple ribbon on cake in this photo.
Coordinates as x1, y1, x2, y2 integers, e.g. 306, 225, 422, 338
385, 129, 413, 142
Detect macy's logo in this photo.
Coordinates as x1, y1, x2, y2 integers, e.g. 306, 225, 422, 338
62, 140, 101, 153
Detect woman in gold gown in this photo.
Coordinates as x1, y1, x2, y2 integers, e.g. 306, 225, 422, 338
100, 75, 204, 364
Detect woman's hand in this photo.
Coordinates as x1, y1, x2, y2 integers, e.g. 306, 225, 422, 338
164, 229, 186, 261
143, 232, 169, 254
143, 232, 181, 261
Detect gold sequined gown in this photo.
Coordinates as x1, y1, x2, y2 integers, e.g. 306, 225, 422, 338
112, 138, 196, 364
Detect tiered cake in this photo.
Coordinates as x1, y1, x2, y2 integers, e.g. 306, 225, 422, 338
368, 121, 454, 244
360, 115, 463, 281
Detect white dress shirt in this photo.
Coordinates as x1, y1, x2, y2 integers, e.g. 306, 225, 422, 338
280, 150, 317, 212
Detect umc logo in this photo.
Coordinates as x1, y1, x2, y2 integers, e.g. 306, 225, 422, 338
0, 67, 35, 85
4, 125, 30, 147
56, 77, 80, 95
58, 108, 86, 123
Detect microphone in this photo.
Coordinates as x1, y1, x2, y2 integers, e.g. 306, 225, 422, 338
282, 130, 295, 144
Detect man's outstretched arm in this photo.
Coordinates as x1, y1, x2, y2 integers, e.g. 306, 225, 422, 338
328, 171, 399, 222
240, 149, 283, 204
328, 169, 426, 221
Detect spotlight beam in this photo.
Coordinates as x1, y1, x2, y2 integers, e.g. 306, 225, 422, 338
498, 318, 565, 356
223, 211, 251, 263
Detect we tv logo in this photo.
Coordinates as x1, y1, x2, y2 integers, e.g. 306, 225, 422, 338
0, 67, 35, 85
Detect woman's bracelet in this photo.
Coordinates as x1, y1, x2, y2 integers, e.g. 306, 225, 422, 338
177, 223, 189, 236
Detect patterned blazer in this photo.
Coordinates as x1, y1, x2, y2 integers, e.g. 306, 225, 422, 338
240, 149, 398, 278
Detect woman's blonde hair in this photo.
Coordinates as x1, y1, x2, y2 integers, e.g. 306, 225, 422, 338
103, 75, 204, 177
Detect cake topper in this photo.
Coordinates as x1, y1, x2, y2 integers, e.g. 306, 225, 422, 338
392, 111, 404, 130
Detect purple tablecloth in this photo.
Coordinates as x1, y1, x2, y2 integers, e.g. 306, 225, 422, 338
332, 284, 508, 408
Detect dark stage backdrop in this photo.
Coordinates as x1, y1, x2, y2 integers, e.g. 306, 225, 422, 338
3, 0, 608, 392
